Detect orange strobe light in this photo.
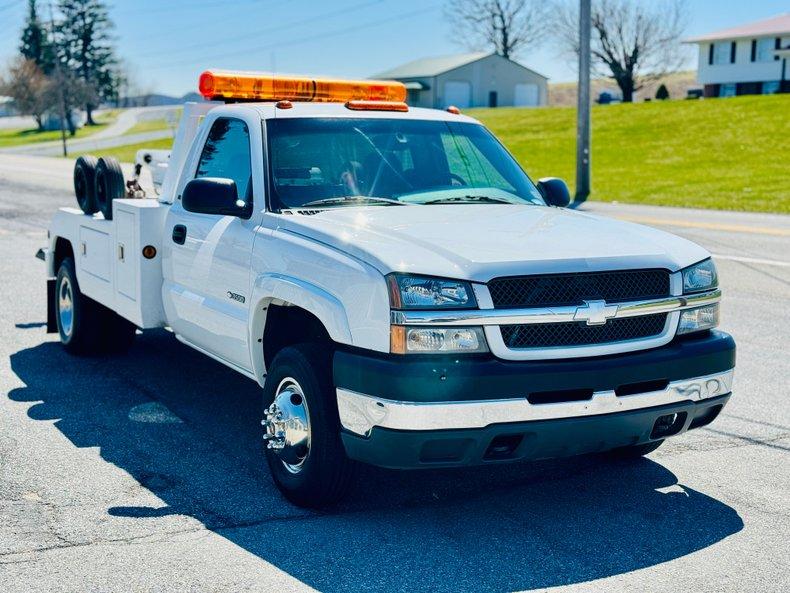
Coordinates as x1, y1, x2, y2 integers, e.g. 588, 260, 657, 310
198, 70, 407, 103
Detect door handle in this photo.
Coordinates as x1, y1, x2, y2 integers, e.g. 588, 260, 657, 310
172, 224, 187, 245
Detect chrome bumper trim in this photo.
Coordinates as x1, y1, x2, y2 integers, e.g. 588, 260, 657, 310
390, 289, 721, 327
337, 369, 734, 436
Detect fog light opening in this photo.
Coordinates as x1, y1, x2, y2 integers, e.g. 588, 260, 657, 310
651, 412, 687, 439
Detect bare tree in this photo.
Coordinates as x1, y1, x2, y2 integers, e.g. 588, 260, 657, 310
0, 57, 52, 130
556, 0, 688, 102
446, 0, 551, 59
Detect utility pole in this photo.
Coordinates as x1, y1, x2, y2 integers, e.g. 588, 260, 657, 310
574, 0, 591, 204
48, 2, 67, 157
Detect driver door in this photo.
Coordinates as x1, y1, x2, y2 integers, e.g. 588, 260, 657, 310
164, 117, 258, 372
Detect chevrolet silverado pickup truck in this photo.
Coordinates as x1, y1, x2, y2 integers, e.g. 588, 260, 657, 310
40, 71, 735, 507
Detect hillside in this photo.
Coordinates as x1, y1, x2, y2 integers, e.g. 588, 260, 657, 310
548, 71, 697, 106
469, 94, 789, 213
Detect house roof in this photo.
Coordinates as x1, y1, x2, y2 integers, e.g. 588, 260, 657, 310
685, 13, 790, 43
373, 51, 548, 80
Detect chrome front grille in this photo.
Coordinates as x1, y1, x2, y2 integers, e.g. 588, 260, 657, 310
488, 269, 670, 309
489, 270, 672, 350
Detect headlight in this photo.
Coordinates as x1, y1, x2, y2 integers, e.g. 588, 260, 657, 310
390, 326, 489, 354
387, 274, 477, 309
677, 304, 720, 335
682, 259, 718, 293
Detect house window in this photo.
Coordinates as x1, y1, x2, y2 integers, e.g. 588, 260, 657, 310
719, 83, 736, 97
755, 37, 775, 62
762, 81, 781, 94
712, 42, 731, 65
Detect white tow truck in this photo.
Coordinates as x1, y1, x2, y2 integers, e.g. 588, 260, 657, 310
41, 71, 735, 507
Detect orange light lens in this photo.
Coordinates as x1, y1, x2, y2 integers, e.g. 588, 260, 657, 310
198, 70, 407, 103
390, 326, 407, 354
345, 100, 408, 112
446, 105, 461, 114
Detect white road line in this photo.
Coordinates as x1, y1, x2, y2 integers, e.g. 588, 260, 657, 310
712, 254, 790, 268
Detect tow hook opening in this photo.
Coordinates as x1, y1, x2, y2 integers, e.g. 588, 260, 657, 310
484, 434, 524, 460
651, 412, 687, 439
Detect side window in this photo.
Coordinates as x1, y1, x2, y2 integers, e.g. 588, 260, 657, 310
195, 118, 252, 201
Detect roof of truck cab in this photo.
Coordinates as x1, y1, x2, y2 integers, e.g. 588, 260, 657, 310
240, 101, 481, 124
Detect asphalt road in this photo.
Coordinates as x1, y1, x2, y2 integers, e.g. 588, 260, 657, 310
1, 155, 788, 593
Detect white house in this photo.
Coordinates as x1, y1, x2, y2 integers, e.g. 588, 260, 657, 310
685, 13, 790, 97
373, 52, 548, 109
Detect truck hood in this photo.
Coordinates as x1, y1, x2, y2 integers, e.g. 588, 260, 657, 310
275, 204, 709, 282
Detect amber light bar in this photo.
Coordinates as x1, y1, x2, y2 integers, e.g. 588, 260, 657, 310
345, 100, 408, 112
198, 70, 407, 103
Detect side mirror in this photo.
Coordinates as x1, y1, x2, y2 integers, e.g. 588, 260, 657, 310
537, 177, 571, 208
182, 177, 249, 217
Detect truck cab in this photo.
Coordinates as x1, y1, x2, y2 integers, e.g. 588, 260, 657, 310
43, 71, 735, 508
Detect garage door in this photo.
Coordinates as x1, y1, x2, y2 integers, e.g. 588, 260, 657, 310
444, 81, 471, 108
514, 83, 539, 107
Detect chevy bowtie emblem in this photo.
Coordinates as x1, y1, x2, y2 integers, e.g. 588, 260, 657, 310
573, 300, 619, 326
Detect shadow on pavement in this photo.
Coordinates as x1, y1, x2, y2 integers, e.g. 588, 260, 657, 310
9, 330, 743, 592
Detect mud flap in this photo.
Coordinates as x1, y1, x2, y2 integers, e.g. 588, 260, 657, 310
47, 278, 57, 333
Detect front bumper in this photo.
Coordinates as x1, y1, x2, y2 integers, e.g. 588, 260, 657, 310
334, 330, 735, 468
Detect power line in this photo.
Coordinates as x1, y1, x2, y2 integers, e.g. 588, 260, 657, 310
123, 0, 278, 42
145, 4, 441, 71
133, 0, 384, 60
114, 0, 263, 16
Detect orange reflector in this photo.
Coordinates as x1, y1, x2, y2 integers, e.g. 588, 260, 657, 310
446, 105, 461, 114
198, 70, 407, 103
345, 100, 408, 112
390, 326, 407, 354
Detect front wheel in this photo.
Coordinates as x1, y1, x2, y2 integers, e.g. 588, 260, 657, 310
261, 344, 355, 508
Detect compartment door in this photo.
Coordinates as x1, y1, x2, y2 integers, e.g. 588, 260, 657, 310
78, 225, 113, 305
115, 210, 137, 301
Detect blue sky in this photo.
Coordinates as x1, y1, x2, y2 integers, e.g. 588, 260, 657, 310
0, 0, 788, 96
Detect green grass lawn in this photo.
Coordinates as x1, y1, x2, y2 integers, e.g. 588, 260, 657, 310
469, 94, 790, 213
0, 120, 111, 148
122, 118, 172, 135
123, 109, 181, 136
79, 137, 173, 163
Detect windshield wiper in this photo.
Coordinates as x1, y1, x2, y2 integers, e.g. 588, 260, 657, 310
421, 194, 520, 205
300, 196, 407, 208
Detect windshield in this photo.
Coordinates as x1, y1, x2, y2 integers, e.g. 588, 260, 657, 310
265, 118, 545, 210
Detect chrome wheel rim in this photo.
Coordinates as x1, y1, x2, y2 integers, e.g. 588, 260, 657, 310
263, 377, 311, 474
58, 276, 74, 338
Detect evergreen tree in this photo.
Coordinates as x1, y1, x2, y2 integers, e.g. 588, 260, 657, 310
55, 0, 117, 125
19, 0, 54, 74
655, 84, 670, 101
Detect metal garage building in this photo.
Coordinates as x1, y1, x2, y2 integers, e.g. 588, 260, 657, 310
373, 52, 548, 109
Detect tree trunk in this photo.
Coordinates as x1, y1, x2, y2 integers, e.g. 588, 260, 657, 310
617, 76, 636, 103
65, 111, 76, 136
34, 115, 44, 131
85, 103, 95, 125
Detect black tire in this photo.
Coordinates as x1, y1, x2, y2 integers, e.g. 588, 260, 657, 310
56, 257, 106, 354
56, 256, 137, 355
604, 439, 664, 460
94, 157, 125, 220
262, 344, 356, 508
73, 155, 99, 215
